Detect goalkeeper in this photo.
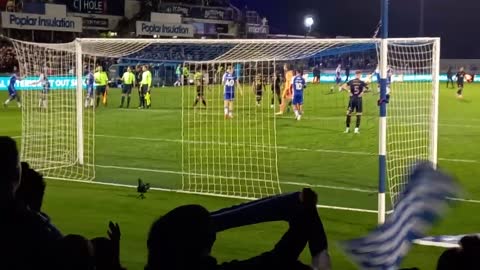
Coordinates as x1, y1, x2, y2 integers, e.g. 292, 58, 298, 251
146, 188, 331, 270
139, 65, 152, 109
276, 64, 294, 115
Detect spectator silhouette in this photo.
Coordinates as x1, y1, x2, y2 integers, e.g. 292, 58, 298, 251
91, 222, 126, 270
0, 136, 21, 206
53, 234, 95, 270
437, 235, 480, 270
146, 188, 331, 270
0, 137, 62, 269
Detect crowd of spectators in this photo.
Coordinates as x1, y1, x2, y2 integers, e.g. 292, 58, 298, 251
0, 45, 18, 73
313, 54, 378, 70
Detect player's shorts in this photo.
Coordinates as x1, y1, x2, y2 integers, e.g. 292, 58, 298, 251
41, 84, 50, 94
348, 97, 363, 114
86, 85, 94, 97
336, 77, 342, 84
8, 87, 17, 97
196, 86, 204, 97
283, 89, 292, 99
141, 85, 149, 94
224, 91, 235, 101
96, 85, 107, 96
292, 95, 303, 105
122, 84, 133, 94
272, 87, 281, 96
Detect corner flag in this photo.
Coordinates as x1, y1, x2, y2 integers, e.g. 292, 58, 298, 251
341, 162, 461, 270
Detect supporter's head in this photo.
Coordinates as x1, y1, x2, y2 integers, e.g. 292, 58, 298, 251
54, 235, 95, 270
16, 162, 46, 212
146, 205, 215, 269
6, 0, 15, 12
436, 235, 480, 270
0, 137, 21, 202
355, 70, 362, 79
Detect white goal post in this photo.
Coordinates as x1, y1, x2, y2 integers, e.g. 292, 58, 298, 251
9, 37, 440, 208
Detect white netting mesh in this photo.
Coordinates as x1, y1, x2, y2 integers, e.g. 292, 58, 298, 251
182, 61, 280, 198
12, 40, 95, 181
386, 40, 439, 206
9, 37, 439, 202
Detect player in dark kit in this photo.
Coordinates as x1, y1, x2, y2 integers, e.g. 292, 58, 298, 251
446, 66, 454, 89
341, 70, 367, 134
253, 74, 266, 106
456, 67, 466, 98
193, 70, 207, 107
271, 74, 282, 108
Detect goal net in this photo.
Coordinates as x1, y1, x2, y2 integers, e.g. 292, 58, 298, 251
12, 40, 95, 181
9, 38, 439, 205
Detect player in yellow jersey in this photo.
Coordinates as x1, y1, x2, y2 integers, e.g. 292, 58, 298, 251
276, 64, 294, 115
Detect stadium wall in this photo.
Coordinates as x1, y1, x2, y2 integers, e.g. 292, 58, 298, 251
0, 72, 478, 91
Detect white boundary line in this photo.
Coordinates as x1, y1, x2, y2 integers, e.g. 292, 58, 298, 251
95, 134, 480, 163
45, 176, 379, 214
413, 239, 459, 248
95, 164, 480, 205
11, 134, 480, 163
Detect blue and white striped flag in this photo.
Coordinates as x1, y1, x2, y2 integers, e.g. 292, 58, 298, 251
341, 162, 461, 270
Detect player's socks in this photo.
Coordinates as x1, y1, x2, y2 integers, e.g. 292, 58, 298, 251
194, 99, 199, 107
346, 115, 352, 128
96, 97, 100, 108
202, 100, 207, 107
127, 96, 131, 108
120, 96, 125, 108
43, 99, 47, 109
356, 115, 361, 128
224, 107, 229, 116
228, 111, 233, 118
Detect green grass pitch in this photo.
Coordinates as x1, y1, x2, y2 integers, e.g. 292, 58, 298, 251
1, 82, 480, 269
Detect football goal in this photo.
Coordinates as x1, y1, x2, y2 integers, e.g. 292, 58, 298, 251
9, 37, 440, 216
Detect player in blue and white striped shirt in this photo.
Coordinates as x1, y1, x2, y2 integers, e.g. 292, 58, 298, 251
3, 70, 22, 108
222, 66, 242, 119
331, 64, 342, 93
85, 67, 95, 108
30, 67, 50, 109
291, 69, 306, 121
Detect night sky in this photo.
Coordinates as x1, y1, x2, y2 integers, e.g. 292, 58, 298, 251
232, 0, 479, 58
